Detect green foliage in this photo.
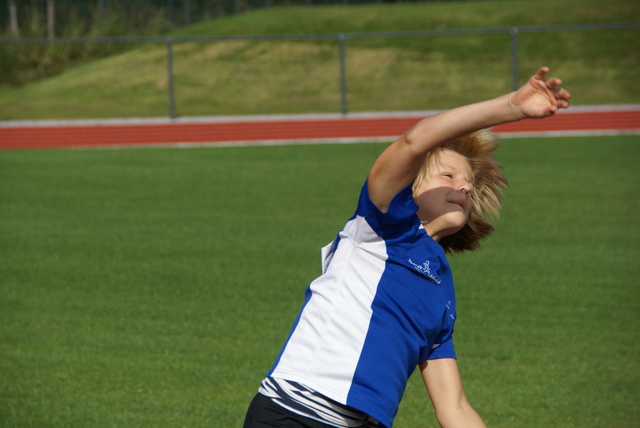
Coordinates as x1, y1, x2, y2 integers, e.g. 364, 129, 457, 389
0, 2, 172, 88
1, 136, 638, 426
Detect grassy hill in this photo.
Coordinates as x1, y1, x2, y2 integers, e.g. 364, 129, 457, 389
0, 0, 638, 120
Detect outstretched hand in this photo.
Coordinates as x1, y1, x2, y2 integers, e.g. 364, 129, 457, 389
510, 67, 571, 119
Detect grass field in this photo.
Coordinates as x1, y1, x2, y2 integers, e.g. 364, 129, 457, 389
1, 135, 638, 427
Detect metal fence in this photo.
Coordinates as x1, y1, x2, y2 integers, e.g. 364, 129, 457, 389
2, 21, 638, 119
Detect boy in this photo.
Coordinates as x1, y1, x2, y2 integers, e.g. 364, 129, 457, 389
244, 67, 571, 427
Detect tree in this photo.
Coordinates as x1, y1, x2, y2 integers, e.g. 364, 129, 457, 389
47, 0, 55, 39
8, 0, 20, 37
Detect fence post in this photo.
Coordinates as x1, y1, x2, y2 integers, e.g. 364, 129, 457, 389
339, 33, 348, 116
510, 27, 519, 91
166, 37, 177, 119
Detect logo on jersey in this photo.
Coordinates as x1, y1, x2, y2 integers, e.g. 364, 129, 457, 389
408, 259, 441, 284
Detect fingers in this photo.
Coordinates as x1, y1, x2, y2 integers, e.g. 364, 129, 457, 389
555, 88, 571, 109
533, 67, 571, 109
533, 66, 550, 81
553, 87, 571, 99
533, 67, 562, 91
545, 77, 563, 90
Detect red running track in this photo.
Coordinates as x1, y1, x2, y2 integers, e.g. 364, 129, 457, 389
1, 107, 638, 150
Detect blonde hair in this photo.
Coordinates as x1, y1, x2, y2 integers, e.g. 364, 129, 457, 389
412, 129, 508, 253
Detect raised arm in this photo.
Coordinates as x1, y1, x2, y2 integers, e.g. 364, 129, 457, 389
368, 67, 571, 212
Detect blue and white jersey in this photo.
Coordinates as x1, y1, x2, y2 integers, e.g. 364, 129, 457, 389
267, 180, 457, 428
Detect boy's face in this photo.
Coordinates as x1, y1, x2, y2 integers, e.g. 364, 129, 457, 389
414, 149, 474, 241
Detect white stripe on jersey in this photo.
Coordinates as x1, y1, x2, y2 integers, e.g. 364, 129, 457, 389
271, 215, 388, 402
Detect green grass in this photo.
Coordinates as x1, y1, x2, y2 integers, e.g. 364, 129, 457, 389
0, 0, 638, 120
1, 135, 639, 427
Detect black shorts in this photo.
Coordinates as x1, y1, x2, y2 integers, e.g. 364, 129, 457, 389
243, 393, 338, 428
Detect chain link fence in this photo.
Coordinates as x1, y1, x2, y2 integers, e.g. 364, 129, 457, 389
1, 21, 638, 119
